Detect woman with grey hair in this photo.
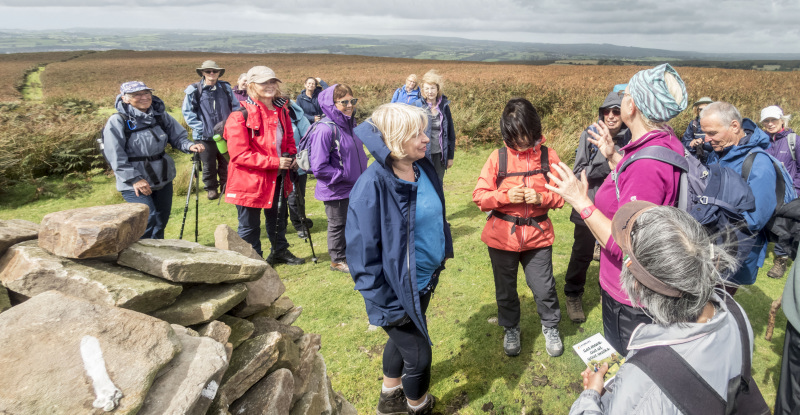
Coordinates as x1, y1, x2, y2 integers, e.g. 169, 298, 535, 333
232, 73, 247, 102
546, 64, 687, 355
569, 201, 767, 414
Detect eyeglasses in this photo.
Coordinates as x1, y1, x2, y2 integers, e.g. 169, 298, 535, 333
602, 108, 621, 116
127, 91, 152, 99
335, 99, 358, 107
762, 119, 780, 125
203, 70, 220, 74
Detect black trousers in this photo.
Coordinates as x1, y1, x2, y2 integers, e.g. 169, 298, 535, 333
775, 321, 800, 415
198, 139, 228, 191
601, 289, 652, 356
488, 246, 561, 329
564, 223, 595, 297
288, 173, 308, 231
382, 290, 432, 401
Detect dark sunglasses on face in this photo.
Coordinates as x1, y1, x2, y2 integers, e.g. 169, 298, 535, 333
335, 99, 358, 106
203, 70, 220, 74
602, 108, 621, 116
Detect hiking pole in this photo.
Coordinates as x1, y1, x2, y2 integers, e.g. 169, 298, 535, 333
276, 153, 292, 238
179, 151, 201, 241
292, 170, 318, 264
194, 152, 201, 242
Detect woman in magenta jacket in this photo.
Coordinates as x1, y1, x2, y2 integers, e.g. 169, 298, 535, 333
224, 66, 304, 266
546, 64, 688, 356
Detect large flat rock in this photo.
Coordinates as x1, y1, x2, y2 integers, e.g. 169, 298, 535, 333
118, 239, 268, 284
151, 283, 248, 326
0, 290, 181, 415
38, 203, 148, 259
0, 219, 39, 257
217, 314, 255, 349
214, 224, 262, 260
0, 241, 182, 313
138, 325, 229, 415
290, 352, 335, 415
229, 368, 294, 415
229, 269, 286, 318
210, 332, 282, 413
248, 296, 295, 320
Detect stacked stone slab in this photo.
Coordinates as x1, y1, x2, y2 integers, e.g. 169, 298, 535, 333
0, 206, 356, 415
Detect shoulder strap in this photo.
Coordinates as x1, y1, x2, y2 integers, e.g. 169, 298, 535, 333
627, 347, 726, 415
540, 146, 550, 184
789, 133, 797, 162
723, 294, 752, 382
191, 81, 204, 112
496, 147, 508, 187
613, 146, 688, 201
743, 151, 786, 211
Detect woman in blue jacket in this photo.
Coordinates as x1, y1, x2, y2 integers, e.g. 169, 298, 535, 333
295, 77, 328, 124
347, 103, 453, 415
390, 74, 420, 105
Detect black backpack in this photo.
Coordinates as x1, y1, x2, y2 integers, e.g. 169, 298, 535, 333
97, 112, 170, 183
626, 293, 770, 415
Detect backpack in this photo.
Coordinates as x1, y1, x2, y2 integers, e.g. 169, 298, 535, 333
626, 293, 770, 415
742, 151, 800, 257
613, 146, 757, 270
97, 112, 171, 184
495, 146, 550, 187
789, 132, 797, 162
296, 118, 340, 174
189, 80, 234, 114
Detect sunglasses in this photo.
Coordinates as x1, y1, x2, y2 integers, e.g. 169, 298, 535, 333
602, 108, 621, 116
335, 99, 358, 106
203, 70, 220, 74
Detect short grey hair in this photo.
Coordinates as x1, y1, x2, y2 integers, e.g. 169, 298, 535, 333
620, 206, 737, 326
700, 101, 742, 128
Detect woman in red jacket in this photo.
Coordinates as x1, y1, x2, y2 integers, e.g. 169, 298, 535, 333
473, 98, 565, 358
224, 66, 304, 266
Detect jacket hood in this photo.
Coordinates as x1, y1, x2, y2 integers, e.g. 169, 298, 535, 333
354, 120, 391, 168
723, 118, 770, 158
114, 94, 167, 119
319, 84, 354, 130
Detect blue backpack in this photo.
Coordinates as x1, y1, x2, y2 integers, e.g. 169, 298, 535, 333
742, 151, 799, 257
614, 146, 757, 271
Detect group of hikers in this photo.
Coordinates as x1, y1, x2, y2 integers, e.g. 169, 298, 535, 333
101, 60, 799, 414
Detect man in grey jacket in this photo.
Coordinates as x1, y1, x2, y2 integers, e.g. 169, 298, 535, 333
181, 60, 240, 200
563, 85, 630, 322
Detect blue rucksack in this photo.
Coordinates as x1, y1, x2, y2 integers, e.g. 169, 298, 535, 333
742, 151, 799, 257
613, 146, 757, 270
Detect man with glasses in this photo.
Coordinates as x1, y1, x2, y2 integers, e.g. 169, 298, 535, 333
563, 84, 631, 323
182, 60, 241, 200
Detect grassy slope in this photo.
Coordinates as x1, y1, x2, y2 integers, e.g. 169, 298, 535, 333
0, 144, 789, 414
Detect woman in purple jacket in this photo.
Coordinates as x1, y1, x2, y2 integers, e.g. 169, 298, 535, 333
308, 84, 368, 273
546, 64, 688, 356
762, 105, 798, 279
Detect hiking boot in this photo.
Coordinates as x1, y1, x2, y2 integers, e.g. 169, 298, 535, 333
768, 256, 789, 279
407, 394, 436, 415
377, 387, 406, 415
266, 249, 305, 266
331, 261, 350, 273
503, 326, 521, 356
565, 295, 586, 323
542, 325, 564, 357
593, 243, 601, 261
207, 189, 219, 200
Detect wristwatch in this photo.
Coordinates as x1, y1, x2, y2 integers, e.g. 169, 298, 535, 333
580, 205, 597, 220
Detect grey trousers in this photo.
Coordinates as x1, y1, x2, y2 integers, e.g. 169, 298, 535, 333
324, 198, 349, 263
488, 245, 561, 329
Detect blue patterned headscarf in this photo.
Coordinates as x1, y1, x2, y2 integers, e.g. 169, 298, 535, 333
628, 63, 687, 123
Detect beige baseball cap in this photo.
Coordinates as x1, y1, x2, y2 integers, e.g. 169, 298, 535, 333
247, 66, 281, 84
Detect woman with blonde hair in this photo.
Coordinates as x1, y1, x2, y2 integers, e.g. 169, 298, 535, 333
546, 63, 688, 355
414, 69, 455, 182
347, 103, 453, 415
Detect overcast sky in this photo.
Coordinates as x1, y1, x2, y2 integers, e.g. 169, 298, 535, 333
1, 0, 798, 54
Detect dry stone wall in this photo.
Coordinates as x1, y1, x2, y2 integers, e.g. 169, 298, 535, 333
0, 208, 356, 415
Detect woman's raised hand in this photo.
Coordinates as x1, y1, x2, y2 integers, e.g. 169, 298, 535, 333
586, 120, 616, 160
544, 162, 591, 211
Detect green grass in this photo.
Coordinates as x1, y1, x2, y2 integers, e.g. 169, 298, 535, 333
0, 145, 790, 414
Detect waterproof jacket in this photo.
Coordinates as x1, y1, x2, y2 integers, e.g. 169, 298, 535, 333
288, 100, 312, 140
569, 291, 752, 415
783, 250, 800, 331
346, 120, 454, 344
232, 86, 247, 103
390, 85, 421, 105
766, 127, 800, 194
308, 85, 368, 201
295, 79, 329, 124
415, 95, 456, 164
103, 95, 195, 192
571, 90, 631, 224
681, 118, 712, 162
705, 119, 778, 285
473, 140, 565, 252
223, 98, 296, 209
594, 129, 683, 306
181, 80, 241, 141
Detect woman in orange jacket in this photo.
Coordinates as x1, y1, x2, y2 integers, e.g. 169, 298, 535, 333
473, 98, 565, 358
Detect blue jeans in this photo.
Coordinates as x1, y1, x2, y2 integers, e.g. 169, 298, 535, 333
120, 181, 173, 239
236, 186, 289, 257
